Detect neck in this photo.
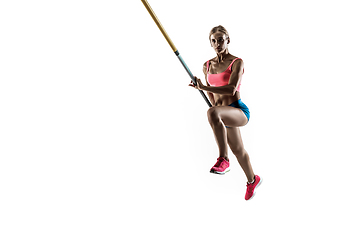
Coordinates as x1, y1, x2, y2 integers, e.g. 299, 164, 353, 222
216, 49, 230, 62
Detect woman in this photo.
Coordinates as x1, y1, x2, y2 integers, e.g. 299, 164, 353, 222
189, 25, 262, 200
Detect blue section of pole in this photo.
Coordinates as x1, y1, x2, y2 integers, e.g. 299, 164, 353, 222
176, 54, 195, 83
176, 52, 212, 107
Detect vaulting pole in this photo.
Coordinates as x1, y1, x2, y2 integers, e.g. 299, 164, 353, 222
141, 0, 212, 107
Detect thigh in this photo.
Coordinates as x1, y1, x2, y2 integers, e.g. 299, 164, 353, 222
212, 106, 248, 127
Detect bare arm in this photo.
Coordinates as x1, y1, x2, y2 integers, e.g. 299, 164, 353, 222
203, 62, 215, 105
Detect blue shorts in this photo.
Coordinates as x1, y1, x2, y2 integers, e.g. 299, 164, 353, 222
225, 99, 250, 128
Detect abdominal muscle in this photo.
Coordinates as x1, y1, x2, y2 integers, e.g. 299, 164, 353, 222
212, 91, 240, 106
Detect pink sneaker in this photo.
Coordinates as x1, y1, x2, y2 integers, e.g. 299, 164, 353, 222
245, 175, 262, 200
210, 157, 230, 174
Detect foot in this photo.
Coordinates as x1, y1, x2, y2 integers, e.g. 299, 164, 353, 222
245, 175, 262, 200
210, 157, 230, 174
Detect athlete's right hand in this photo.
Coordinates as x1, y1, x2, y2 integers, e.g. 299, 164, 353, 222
188, 76, 204, 90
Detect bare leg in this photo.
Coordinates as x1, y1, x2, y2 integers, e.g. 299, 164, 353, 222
207, 110, 228, 159
207, 106, 248, 161
226, 127, 255, 183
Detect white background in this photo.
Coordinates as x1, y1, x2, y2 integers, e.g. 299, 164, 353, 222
1, 0, 360, 239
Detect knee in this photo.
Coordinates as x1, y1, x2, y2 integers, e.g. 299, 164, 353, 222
207, 107, 221, 124
232, 147, 248, 159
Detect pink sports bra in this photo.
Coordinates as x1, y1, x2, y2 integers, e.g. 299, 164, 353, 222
207, 58, 244, 92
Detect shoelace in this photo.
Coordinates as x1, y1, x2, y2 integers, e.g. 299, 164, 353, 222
220, 161, 228, 168
246, 182, 255, 190
213, 159, 222, 168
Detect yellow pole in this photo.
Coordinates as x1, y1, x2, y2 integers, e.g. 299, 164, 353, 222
140, 0, 212, 107
141, 0, 177, 53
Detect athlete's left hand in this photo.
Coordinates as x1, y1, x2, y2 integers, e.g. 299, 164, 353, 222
188, 76, 204, 90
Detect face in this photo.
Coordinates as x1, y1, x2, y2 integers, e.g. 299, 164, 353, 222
210, 32, 229, 53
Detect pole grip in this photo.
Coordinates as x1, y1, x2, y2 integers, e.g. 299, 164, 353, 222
176, 53, 212, 107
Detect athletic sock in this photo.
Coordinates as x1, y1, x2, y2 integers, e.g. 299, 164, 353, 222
248, 178, 255, 184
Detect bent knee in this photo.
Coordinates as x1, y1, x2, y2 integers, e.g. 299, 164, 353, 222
207, 107, 221, 123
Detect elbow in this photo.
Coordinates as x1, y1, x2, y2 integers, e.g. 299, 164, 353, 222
229, 86, 237, 96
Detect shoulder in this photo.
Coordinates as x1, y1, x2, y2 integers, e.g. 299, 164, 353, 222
203, 58, 214, 74
230, 57, 244, 75
232, 56, 243, 64
203, 57, 216, 68
205, 57, 218, 66
231, 57, 244, 69
203, 61, 207, 74
203, 61, 208, 69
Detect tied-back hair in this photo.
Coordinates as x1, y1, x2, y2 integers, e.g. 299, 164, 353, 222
209, 25, 230, 41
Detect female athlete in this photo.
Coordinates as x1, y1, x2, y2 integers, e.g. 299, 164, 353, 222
189, 25, 262, 200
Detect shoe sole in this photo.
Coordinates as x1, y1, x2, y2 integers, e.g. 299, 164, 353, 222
210, 168, 231, 174
247, 176, 263, 201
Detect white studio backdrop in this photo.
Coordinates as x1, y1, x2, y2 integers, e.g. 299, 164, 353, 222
1, 0, 359, 239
